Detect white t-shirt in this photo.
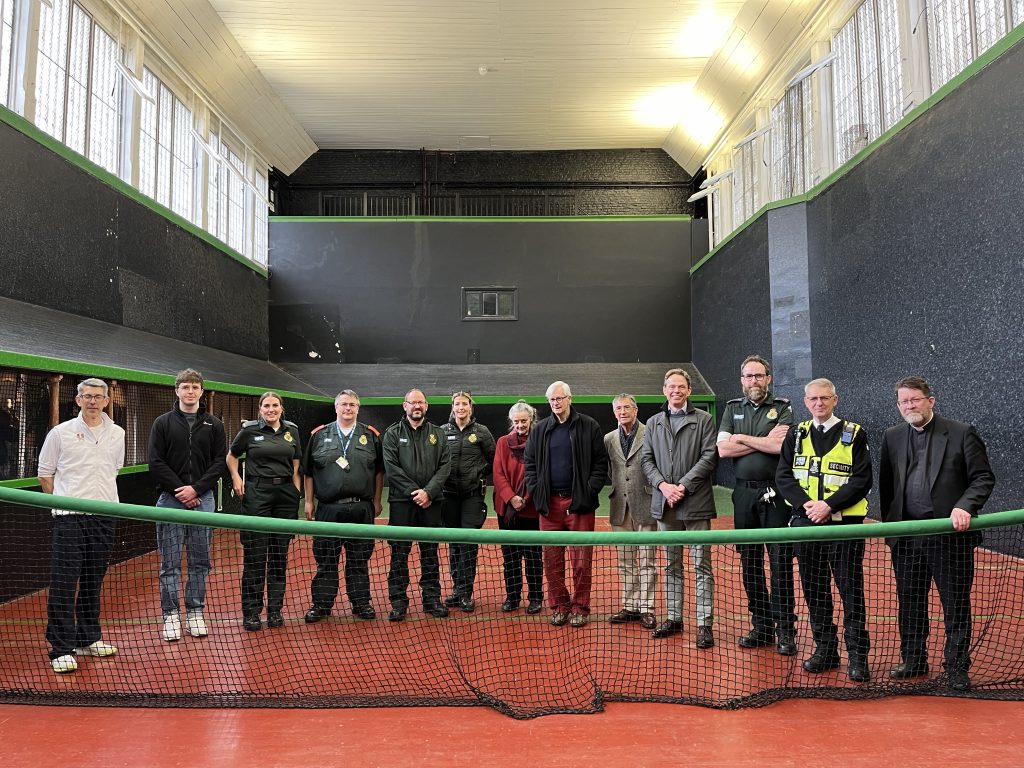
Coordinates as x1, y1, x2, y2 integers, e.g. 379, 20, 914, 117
37, 413, 126, 516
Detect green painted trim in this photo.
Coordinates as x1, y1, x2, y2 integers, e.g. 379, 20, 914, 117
271, 215, 691, 223
0, 350, 332, 403
689, 25, 1024, 276
0, 104, 267, 279
1, 463, 149, 489
1, 485, 1020, 545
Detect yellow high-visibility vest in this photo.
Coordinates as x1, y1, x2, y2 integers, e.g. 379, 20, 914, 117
790, 420, 867, 520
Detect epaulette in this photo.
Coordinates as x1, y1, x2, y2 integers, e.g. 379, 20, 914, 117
283, 419, 299, 429
310, 424, 328, 435
241, 419, 259, 428
366, 424, 381, 437
726, 397, 743, 404
773, 397, 791, 405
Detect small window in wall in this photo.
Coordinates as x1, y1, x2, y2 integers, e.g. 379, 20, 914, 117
462, 287, 517, 321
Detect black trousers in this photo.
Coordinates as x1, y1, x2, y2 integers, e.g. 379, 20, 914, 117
46, 516, 116, 659
240, 481, 299, 617
442, 491, 487, 599
310, 500, 376, 611
797, 538, 869, 660
388, 499, 443, 608
733, 485, 795, 635
498, 513, 544, 603
891, 532, 977, 671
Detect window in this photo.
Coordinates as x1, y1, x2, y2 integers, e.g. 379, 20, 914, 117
731, 139, 762, 225
928, 0, 1017, 89
770, 77, 816, 200
2, 0, 270, 267
708, 187, 724, 248
462, 288, 517, 321
0, 0, 14, 107
832, 0, 903, 166
34, 0, 122, 173
252, 168, 269, 267
138, 67, 195, 221
35, 0, 70, 141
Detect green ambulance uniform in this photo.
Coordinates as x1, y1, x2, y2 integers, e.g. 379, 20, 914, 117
302, 421, 383, 618
719, 394, 796, 639
229, 418, 302, 624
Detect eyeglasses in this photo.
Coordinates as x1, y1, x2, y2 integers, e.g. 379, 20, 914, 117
548, 395, 570, 404
79, 394, 107, 402
805, 395, 835, 403
405, 400, 426, 406
740, 373, 768, 381
897, 396, 930, 408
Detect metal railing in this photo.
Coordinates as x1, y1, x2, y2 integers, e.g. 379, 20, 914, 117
321, 192, 575, 217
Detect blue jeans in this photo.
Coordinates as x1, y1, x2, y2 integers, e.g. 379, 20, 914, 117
156, 491, 215, 617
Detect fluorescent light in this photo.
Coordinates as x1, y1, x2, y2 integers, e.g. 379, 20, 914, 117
190, 129, 220, 159
786, 53, 837, 88
700, 168, 733, 189
687, 188, 714, 203
114, 61, 154, 103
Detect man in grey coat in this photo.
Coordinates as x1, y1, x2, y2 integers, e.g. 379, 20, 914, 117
640, 368, 718, 648
604, 394, 656, 629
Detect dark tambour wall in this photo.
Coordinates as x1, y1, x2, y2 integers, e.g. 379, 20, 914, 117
0, 114, 269, 359
269, 219, 695, 365
691, 217, 772, 485
806, 35, 1024, 513
690, 36, 1023, 512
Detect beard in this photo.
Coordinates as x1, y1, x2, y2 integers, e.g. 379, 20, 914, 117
744, 385, 767, 403
903, 411, 927, 427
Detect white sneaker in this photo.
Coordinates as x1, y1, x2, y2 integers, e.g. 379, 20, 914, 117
163, 613, 182, 641
51, 654, 78, 673
75, 640, 118, 657
186, 611, 208, 638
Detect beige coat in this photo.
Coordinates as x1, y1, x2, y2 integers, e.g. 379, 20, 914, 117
604, 423, 654, 527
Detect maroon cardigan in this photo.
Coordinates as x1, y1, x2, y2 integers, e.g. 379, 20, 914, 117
492, 432, 538, 520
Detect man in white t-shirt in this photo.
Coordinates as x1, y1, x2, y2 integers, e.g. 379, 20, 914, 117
38, 377, 125, 674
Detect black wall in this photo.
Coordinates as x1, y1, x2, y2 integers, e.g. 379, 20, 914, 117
276, 148, 694, 216
691, 217, 772, 486
269, 219, 696, 365
0, 114, 270, 359
805, 36, 1024, 514
690, 37, 1024, 512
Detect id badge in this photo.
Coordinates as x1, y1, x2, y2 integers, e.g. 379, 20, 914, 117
336, 456, 350, 471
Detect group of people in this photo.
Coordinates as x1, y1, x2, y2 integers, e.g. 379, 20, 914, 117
39, 363, 995, 695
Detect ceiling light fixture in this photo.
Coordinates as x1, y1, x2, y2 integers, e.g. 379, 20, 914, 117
786, 52, 837, 88
699, 168, 734, 189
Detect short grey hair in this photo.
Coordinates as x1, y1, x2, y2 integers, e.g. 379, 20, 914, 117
77, 378, 108, 396
612, 393, 637, 409
335, 389, 360, 405
804, 378, 837, 396
546, 381, 572, 399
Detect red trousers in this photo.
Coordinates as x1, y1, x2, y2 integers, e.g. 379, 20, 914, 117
540, 495, 595, 615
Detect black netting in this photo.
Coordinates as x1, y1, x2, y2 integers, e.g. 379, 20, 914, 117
1, 486, 1023, 719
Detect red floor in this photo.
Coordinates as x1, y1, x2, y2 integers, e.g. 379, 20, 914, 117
1, 697, 1021, 767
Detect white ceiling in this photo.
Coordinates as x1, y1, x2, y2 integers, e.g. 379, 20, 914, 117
136, 0, 823, 173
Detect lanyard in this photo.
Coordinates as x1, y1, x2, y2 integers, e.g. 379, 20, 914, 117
335, 422, 355, 457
